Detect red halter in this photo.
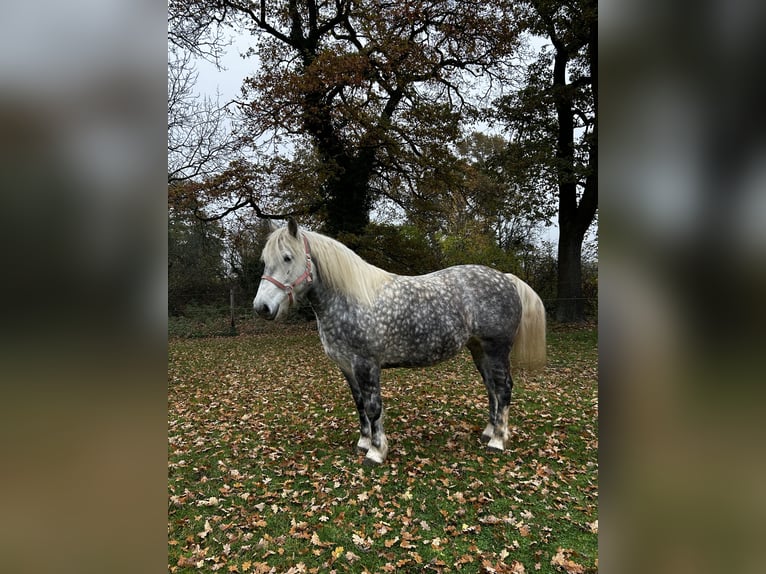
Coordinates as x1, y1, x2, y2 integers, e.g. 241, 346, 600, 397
260, 235, 313, 306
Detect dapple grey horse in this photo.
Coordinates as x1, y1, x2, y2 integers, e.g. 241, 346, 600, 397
254, 219, 546, 465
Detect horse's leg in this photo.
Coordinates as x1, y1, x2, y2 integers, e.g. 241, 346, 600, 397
467, 339, 497, 444
342, 370, 371, 454
472, 339, 513, 452
488, 344, 513, 452
489, 366, 513, 452
354, 359, 388, 466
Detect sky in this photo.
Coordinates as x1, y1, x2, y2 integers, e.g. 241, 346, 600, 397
192, 32, 254, 106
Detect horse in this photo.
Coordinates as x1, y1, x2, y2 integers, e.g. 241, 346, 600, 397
254, 219, 547, 466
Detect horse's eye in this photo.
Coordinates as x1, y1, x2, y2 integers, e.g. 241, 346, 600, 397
283, 254, 293, 263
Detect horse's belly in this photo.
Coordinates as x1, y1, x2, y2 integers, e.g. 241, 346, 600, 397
376, 317, 468, 368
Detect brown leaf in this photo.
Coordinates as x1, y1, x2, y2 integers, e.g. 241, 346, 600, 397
177, 556, 198, 568
384, 537, 399, 548
550, 548, 586, 574
198, 519, 213, 539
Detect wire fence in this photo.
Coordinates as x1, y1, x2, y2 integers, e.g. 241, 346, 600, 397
169, 287, 597, 338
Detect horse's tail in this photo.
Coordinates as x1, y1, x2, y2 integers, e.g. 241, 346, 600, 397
506, 274, 547, 370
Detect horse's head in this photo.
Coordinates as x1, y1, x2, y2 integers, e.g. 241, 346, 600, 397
254, 218, 313, 320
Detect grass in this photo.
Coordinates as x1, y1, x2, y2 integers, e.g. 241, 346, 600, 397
168, 322, 597, 573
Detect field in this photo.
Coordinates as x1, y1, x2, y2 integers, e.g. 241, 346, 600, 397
168, 323, 598, 573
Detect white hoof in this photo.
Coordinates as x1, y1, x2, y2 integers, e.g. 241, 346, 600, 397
487, 436, 505, 452
356, 436, 371, 454
362, 436, 388, 466
363, 447, 385, 466
481, 424, 494, 444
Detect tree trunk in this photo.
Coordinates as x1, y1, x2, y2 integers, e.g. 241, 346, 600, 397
552, 46, 581, 323
324, 148, 376, 237
303, 87, 375, 237
550, 21, 597, 323
556, 222, 586, 322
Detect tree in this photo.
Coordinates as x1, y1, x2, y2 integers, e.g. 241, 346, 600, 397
168, 204, 229, 313
455, 132, 556, 253
400, 132, 553, 278
344, 222, 443, 275
168, 45, 238, 184
168, 0, 524, 236
499, 0, 596, 322
225, 216, 271, 297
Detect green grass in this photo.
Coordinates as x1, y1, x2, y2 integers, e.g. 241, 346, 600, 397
168, 323, 597, 573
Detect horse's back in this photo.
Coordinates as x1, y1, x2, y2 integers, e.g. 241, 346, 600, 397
371, 265, 521, 367
437, 265, 523, 339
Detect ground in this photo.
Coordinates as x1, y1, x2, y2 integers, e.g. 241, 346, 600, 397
168, 322, 597, 573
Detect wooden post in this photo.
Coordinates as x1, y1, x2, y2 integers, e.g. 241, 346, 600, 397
229, 286, 236, 334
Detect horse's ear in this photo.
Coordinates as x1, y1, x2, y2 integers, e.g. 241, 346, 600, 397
287, 217, 299, 237
268, 219, 279, 232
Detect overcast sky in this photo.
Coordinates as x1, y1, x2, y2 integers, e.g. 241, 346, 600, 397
192, 32, 253, 103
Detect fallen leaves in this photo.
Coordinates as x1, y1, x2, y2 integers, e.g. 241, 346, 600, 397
551, 547, 587, 574
198, 519, 212, 539
351, 532, 373, 551
168, 325, 598, 572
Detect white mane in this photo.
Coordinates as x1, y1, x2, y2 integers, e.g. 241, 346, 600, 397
264, 227, 393, 307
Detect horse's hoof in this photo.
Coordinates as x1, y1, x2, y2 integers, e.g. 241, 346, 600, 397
486, 436, 505, 452
356, 437, 371, 454
480, 424, 494, 443
362, 444, 387, 466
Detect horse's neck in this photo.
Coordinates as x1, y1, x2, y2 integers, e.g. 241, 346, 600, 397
306, 279, 344, 319
308, 276, 367, 330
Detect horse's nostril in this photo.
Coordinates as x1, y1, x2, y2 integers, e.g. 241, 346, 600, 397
255, 303, 270, 317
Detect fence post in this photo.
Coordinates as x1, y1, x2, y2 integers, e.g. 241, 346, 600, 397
229, 286, 236, 334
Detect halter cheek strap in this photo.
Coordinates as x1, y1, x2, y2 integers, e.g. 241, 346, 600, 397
261, 235, 313, 306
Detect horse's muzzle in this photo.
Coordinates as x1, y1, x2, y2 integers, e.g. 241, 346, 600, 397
254, 301, 277, 320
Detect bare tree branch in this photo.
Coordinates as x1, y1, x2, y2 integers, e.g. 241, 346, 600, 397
167, 47, 239, 184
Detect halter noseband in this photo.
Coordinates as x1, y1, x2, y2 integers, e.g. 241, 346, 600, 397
260, 235, 313, 305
